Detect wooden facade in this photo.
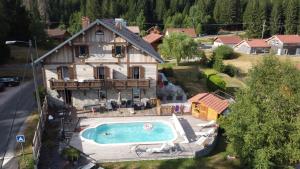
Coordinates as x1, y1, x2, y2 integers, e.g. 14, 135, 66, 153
39, 19, 163, 109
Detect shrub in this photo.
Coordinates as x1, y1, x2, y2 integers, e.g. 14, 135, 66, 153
62, 147, 80, 161
223, 64, 239, 77
160, 66, 174, 77
207, 74, 226, 91
212, 55, 225, 72
214, 45, 236, 60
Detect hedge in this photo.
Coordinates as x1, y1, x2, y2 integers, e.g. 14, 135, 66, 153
207, 74, 226, 91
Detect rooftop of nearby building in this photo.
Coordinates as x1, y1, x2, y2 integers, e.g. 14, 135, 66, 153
273, 35, 300, 44
126, 26, 140, 34
46, 28, 69, 38
165, 28, 197, 38
236, 39, 270, 48
143, 33, 163, 43
214, 36, 242, 44
188, 93, 229, 114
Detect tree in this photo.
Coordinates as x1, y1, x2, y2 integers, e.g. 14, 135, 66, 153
86, 0, 102, 21
136, 10, 146, 31
285, 0, 298, 34
214, 0, 241, 25
270, 0, 284, 35
158, 33, 202, 65
68, 11, 82, 35
243, 0, 269, 38
0, 0, 10, 63
220, 56, 300, 168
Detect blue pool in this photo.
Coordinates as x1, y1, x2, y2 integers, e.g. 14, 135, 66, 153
81, 121, 176, 144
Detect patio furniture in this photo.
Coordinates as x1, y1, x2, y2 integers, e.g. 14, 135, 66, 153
196, 120, 216, 128
195, 127, 217, 137
195, 136, 208, 147
146, 142, 174, 153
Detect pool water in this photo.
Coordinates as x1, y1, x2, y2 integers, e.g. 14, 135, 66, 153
81, 121, 176, 144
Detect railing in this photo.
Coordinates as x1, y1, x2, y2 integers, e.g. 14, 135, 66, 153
49, 79, 150, 90
32, 96, 48, 168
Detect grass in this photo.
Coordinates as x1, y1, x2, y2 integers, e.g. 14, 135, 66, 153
223, 54, 300, 74
101, 134, 240, 169
0, 66, 33, 80
18, 112, 39, 169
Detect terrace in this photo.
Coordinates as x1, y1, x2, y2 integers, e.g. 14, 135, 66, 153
49, 79, 150, 90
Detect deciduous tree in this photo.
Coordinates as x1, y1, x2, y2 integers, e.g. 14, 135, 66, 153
220, 56, 300, 168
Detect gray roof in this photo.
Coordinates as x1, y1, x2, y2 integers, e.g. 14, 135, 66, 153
35, 19, 163, 64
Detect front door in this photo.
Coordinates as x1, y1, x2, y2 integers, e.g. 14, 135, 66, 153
64, 90, 72, 105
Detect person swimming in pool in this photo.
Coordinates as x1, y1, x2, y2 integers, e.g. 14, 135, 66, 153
104, 132, 111, 136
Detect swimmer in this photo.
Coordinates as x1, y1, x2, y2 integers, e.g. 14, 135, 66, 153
104, 132, 110, 135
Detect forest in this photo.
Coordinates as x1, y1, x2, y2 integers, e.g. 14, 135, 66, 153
0, 0, 299, 61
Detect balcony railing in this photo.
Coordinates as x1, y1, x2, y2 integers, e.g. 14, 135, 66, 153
49, 79, 150, 90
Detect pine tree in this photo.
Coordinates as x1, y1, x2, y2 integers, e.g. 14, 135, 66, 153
270, 1, 284, 35
285, 0, 298, 34
86, 0, 102, 21
136, 9, 146, 31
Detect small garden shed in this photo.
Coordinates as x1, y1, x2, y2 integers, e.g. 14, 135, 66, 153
188, 93, 229, 121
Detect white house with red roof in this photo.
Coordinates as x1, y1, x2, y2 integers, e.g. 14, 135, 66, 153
234, 39, 271, 54
266, 35, 300, 55
213, 36, 242, 49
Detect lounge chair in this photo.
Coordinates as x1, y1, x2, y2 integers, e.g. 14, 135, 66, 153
195, 127, 216, 137
196, 120, 216, 128
146, 143, 173, 153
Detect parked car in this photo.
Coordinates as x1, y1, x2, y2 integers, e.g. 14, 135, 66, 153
0, 82, 5, 92
0, 76, 21, 87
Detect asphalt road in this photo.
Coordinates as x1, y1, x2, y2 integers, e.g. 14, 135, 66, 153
0, 80, 36, 169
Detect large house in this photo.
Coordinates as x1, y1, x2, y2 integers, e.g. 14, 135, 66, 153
234, 39, 270, 54
213, 36, 241, 49
34, 18, 163, 109
266, 35, 300, 55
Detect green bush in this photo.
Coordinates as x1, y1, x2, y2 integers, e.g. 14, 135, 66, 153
207, 74, 226, 91
214, 45, 236, 60
160, 66, 174, 77
223, 64, 239, 77
62, 147, 80, 161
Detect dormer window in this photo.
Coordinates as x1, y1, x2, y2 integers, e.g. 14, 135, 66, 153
112, 45, 125, 58
75, 45, 89, 58
95, 30, 104, 42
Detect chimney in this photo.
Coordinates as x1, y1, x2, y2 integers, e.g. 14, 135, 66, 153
114, 18, 126, 29
82, 16, 90, 29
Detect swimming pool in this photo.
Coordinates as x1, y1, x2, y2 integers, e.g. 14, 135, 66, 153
81, 121, 177, 145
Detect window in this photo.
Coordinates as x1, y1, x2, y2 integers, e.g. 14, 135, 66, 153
97, 67, 105, 79
115, 46, 122, 55
95, 30, 104, 42
76, 46, 88, 58
98, 90, 106, 100
132, 88, 140, 99
133, 67, 140, 79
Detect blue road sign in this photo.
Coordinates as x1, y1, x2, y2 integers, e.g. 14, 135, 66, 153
16, 135, 25, 143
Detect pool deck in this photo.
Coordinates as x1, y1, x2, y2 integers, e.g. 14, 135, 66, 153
69, 115, 217, 162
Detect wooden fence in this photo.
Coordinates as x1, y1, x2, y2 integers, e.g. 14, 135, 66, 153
32, 96, 48, 168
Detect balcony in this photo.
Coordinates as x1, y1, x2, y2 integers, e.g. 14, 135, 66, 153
49, 79, 150, 90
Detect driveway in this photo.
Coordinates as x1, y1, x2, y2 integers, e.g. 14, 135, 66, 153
0, 80, 37, 169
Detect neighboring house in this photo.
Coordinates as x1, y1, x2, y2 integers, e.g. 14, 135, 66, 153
188, 93, 229, 121
126, 26, 140, 35
266, 35, 300, 55
213, 36, 242, 48
143, 33, 163, 51
147, 26, 162, 35
34, 18, 163, 109
165, 28, 197, 38
234, 39, 270, 54
46, 28, 70, 41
